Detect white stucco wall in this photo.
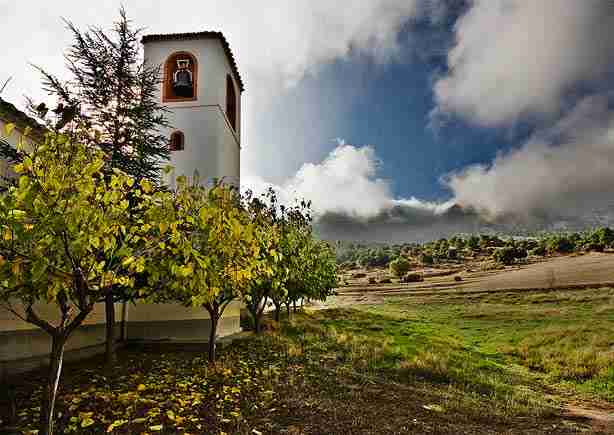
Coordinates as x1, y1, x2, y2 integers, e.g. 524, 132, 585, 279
143, 37, 241, 188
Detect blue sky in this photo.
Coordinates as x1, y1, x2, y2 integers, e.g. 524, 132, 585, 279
250, 11, 519, 203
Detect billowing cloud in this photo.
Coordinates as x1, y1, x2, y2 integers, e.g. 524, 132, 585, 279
434, 0, 614, 126
446, 94, 614, 224
243, 143, 485, 242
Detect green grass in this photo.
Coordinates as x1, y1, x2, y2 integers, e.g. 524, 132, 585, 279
281, 308, 558, 421
362, 287, 614, 401
275, 287, 614, 424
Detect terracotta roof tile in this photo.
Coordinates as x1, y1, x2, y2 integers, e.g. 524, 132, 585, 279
141, 31, 245, 92
0, 97, 47, 141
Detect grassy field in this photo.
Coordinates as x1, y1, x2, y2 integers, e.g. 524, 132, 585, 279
4, 285, 613, 434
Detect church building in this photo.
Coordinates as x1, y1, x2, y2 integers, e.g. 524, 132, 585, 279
0, 31, 244, 374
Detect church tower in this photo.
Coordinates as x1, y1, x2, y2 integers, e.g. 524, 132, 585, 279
142, 31, 243, 187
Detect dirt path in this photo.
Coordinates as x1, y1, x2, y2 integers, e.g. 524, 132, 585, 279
564, 403, 614, 434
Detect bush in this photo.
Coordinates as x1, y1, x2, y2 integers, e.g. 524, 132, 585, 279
514, 247, 528, 260
547, 236, 575, 254
352, 272, 367, 279
584, 242, 605, 253
401, 272, 424, 283
467, 236, 480, 251
596, 227, 614, 247
420, 253, 434, 265
492, 247, 516, 265
529, 245, 547, 256
389, 257, 412, 277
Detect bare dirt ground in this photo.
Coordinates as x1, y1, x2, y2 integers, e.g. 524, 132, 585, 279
322, 252, 614, 307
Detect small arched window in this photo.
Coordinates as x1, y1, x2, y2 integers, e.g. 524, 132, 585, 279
169, 131, 184, 151
163, 52, 198, 102
226, 75, 237, 131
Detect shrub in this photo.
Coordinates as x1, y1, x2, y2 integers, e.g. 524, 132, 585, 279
529, 245, 547, 256
352, 272, 367, 279
389, 257, 412, 277
401, 272, 424, 283
596, 227, 614, 247
584, 242, 605, 252
492, 247, 517, 265
547, 236, 575, 254
467, 236, 480, 251
514, 247, 528, 260
420, 253, 434, 265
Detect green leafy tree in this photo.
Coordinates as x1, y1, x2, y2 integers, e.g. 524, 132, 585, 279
0, 129, 166, 435
0, 9, 174, 366
420, 252, 434, 265
284, 207, 336, 318
147, 178, 261, 362
467, 235, 480, 251
241, 188, 282, 333
492, 247, 517, 265
546, 235, 575, 254
595, 227, 614, 247
389, 256, 412, 277
269, 202, 308, 321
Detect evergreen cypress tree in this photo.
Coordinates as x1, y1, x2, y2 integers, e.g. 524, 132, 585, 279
32, 7, 170, 182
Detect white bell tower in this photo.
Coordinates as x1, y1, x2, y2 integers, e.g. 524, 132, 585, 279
142, 31, 243, 187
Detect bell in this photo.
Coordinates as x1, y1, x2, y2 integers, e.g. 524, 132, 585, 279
173, 68, 193, 98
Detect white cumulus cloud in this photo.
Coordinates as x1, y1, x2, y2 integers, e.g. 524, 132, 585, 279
434, 0, 614, 126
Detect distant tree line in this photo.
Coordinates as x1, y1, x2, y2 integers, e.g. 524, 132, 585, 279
336, 227, 614, 270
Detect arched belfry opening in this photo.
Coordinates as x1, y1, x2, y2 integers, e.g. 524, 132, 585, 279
169, 131, 185, 151
163, 52, 198, 102
226, 75, 237, 131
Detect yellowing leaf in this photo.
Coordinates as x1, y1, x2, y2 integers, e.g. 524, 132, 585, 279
149, 425, 163, 431
140, 179, 153, 193
4, 123, 15, 137
106, 419, 128, 432
81, 417, 95, 428
137, 383, 146, 392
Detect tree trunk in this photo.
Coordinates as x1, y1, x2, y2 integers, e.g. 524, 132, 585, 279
208, 312, 219, 363
40, 335, 66, 435
274, 303, 281, 322
293, 300, 297, 313
253, 309, 261, 334
104, 292, 116, 367
286, 302, 291, 319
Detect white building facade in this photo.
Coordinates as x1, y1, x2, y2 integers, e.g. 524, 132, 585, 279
142, 31, 243, 187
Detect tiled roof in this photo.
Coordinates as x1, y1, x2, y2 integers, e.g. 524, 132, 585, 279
0, 97, 46, 141
141, 31, 245, 92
